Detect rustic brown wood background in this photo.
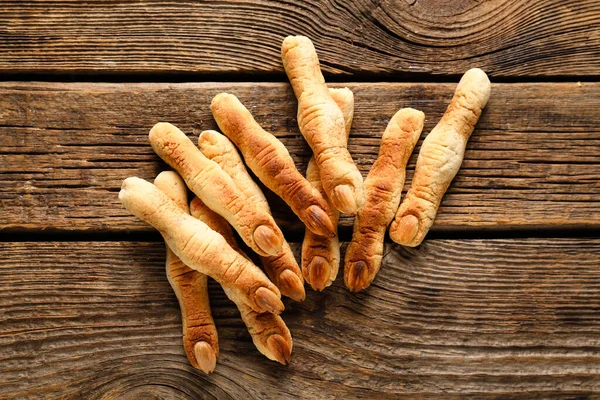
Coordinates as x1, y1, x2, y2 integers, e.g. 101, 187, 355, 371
1, 1, 599, 399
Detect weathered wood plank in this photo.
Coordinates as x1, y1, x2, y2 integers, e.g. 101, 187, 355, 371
1, 239, 599, 399
1, 81, 598, 234
0, 1, 599, 77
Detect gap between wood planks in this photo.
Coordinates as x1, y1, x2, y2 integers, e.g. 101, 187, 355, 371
0, 71, 597, 85
1, 226, 598, 243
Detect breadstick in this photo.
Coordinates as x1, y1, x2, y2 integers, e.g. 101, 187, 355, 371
344, 109, 425, 292
197, 130, 306, 302
119, 177, 284, 315
281, 35, 364, 215
149, 122, 284, 256
210, 93, 335, 237
302, 87, 354, 291
190, 197, 293, 365
154, 171, 218, 374
390, 68, 491, 247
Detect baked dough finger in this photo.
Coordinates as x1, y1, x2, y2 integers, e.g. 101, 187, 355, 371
149, 122, 284, 256
119, 177, 284, 315
390, 68, 491, 247
281, 35, 364, 215
301, 87, 354, 291
154, 171, 219, 374
210, 93, 335, 237
344, 109, 425, 292
197, 131, 306, 302
190, 197, 293, 365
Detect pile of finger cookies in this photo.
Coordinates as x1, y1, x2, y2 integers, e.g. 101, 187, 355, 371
119, 35, 491, 372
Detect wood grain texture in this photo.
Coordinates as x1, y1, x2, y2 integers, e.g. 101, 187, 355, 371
1, 81, 598, 234
1, 239, 599, 399
0, 0, 599, 77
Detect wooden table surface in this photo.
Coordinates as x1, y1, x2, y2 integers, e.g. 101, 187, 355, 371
1, 1, 599, 399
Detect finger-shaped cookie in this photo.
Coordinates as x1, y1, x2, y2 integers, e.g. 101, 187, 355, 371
197, 130, 305, 302
149, 122, 283, 256
390, 68, 491, 247
281, 35, 364, 215
344, 109, 425, 292
210, 93, 335, 237
301, 87, 354, 291
119, 177, 284, 315
190, 197, 293, 365
154, 171, 219, 374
